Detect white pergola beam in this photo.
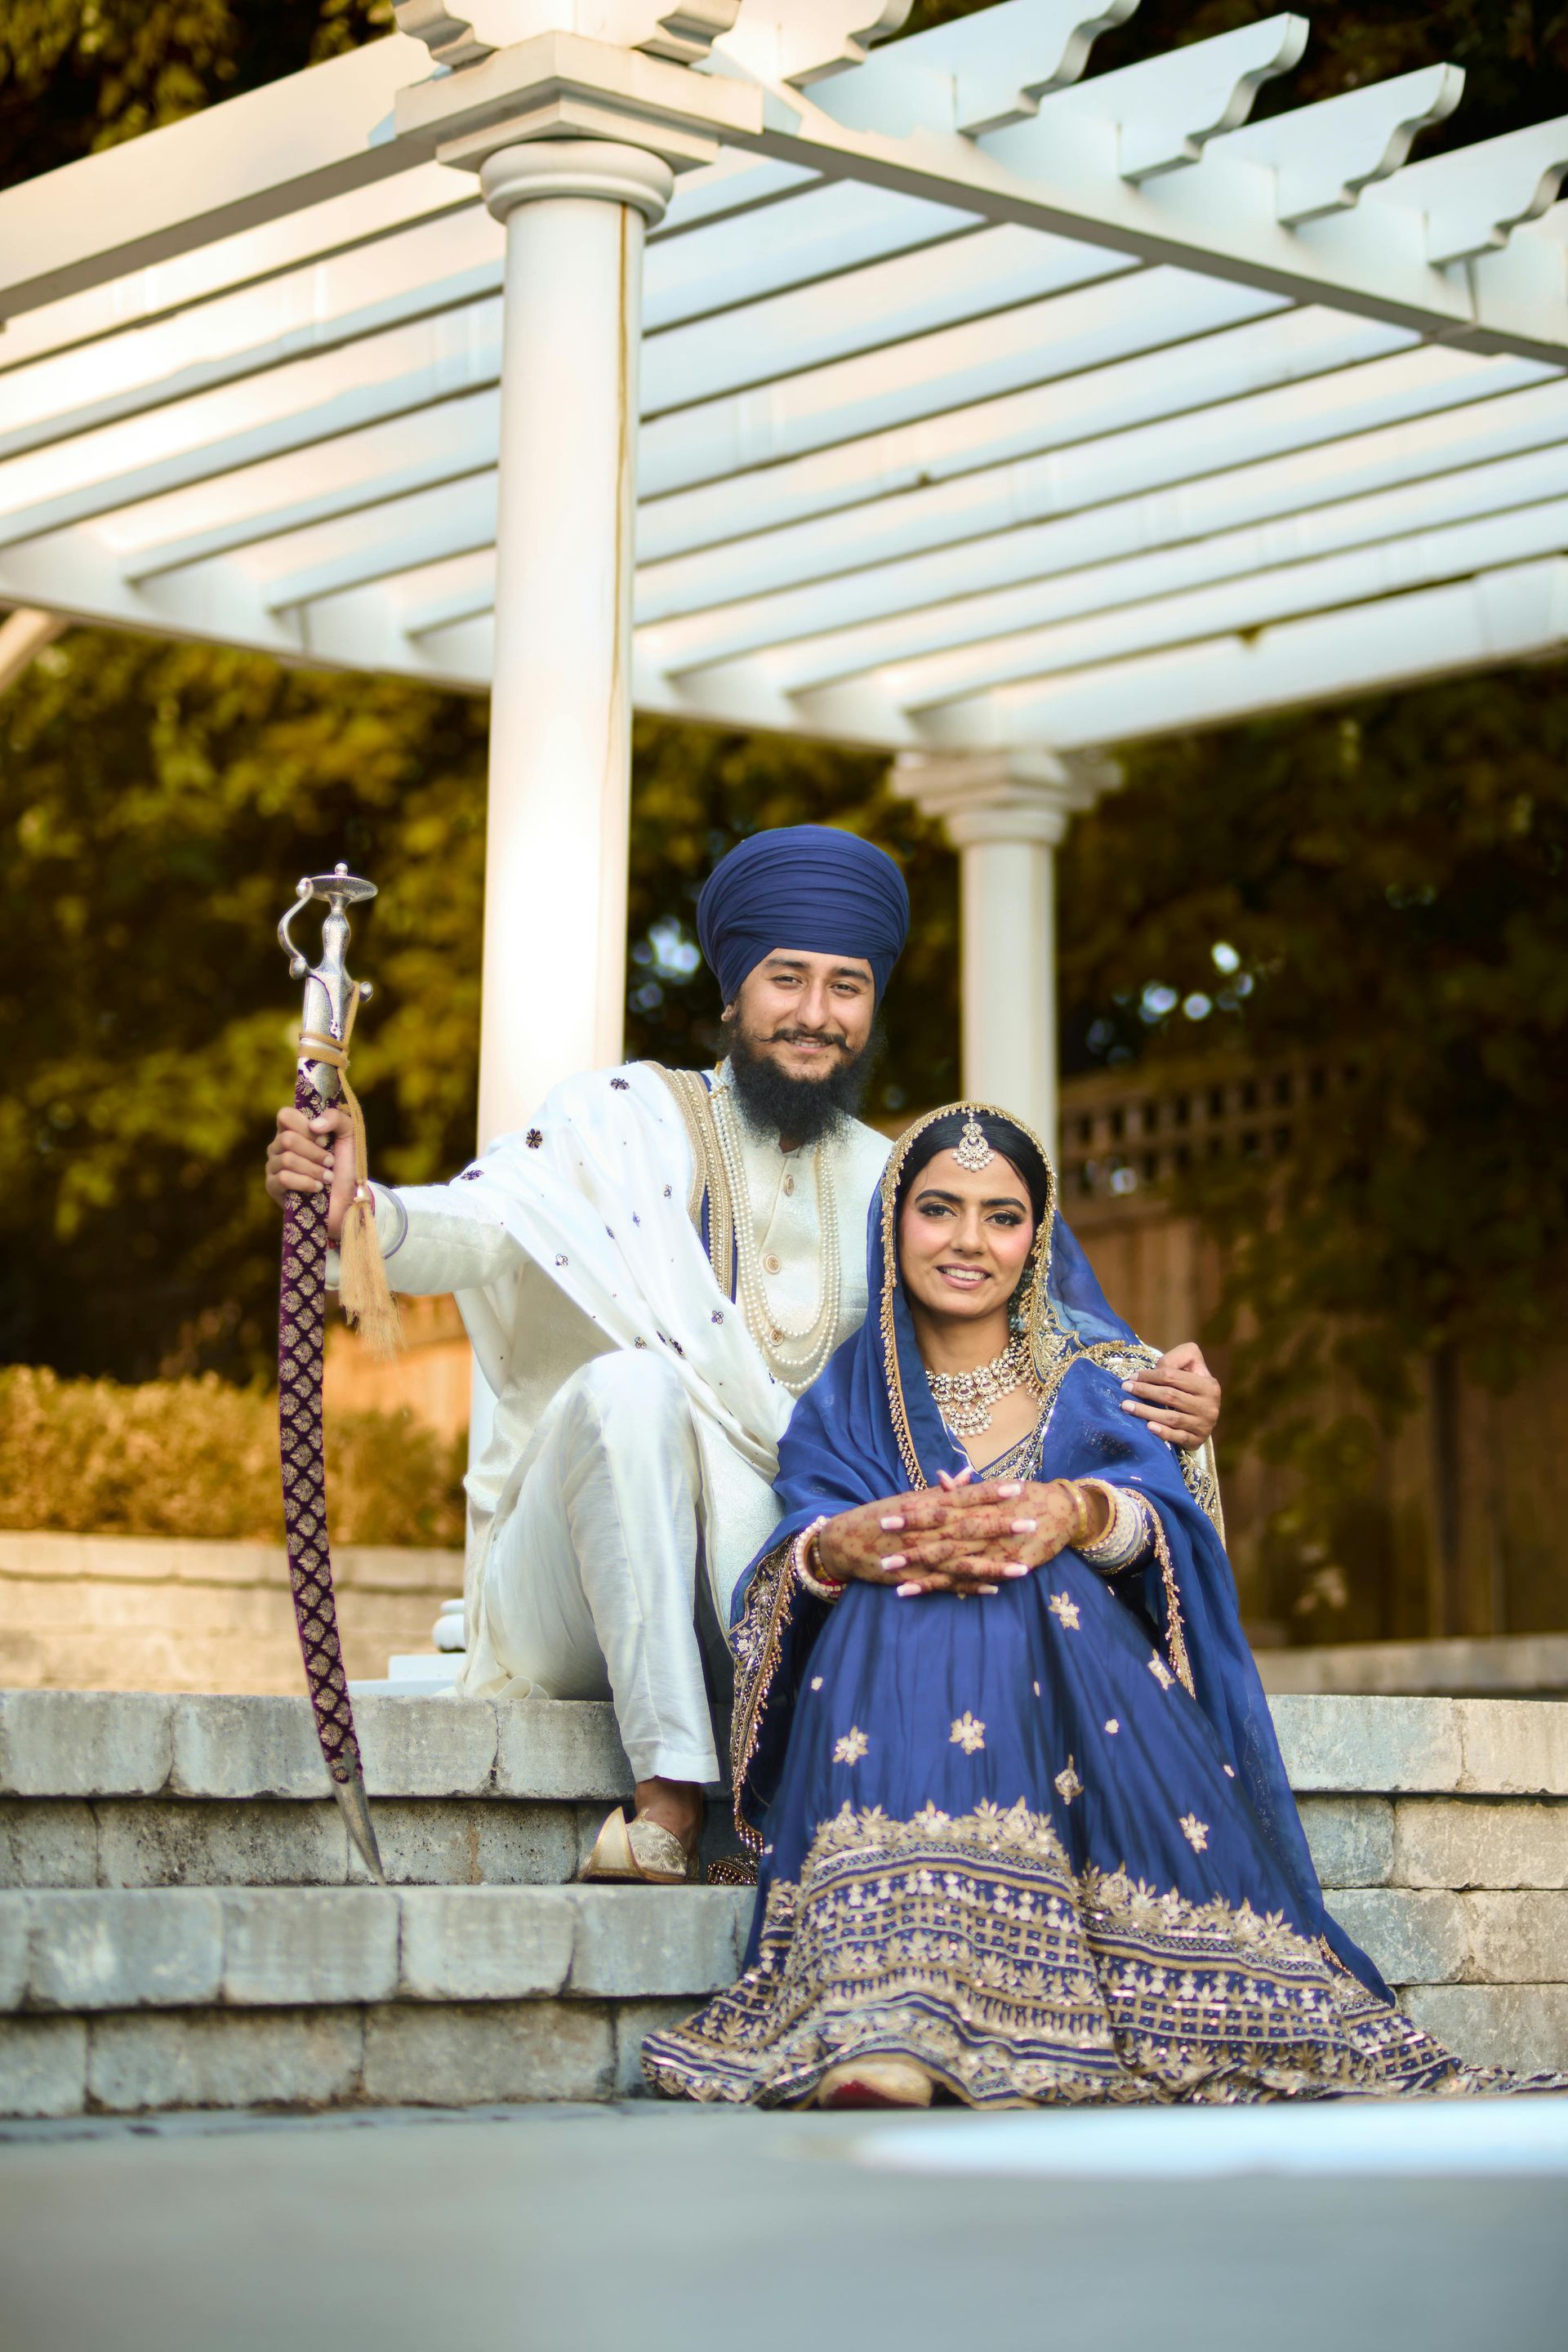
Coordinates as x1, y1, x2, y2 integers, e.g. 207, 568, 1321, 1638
0, 35, 439, 320
702, 410, 1568, 691
0, 607, 65, 692
929, 556, 1568, 750
3, 174, 967, 468
1366, 118, 1568, 265
1210, 64, 1464, 225
889, 483, 1568, 711
0, 252, 505, 467
118, 394, 501, 581
261, 475, 499, 611
1020, 14, 1309, 181
0, 310, 505, 550
739, 62, 1568, 363
636, 339, 1546, 627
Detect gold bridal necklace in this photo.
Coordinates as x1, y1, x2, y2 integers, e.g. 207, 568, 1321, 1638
925, 1334, 1040, 1438
922, 1113, 1041, 1437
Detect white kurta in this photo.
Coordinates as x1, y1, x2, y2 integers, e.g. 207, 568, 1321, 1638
364, 1061, 890, 1779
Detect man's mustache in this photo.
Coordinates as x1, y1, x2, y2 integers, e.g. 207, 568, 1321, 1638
768, 1027, 853, 1051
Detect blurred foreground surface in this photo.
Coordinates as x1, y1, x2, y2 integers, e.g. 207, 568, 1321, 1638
2, 2100, 1566, 2352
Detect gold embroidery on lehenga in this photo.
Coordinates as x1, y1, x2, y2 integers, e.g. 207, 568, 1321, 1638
1054, 1757, 1084, 1805
1049, 1592, 1081, 1631
640, 1799, 1498, 2110
1148, 1655, 1175, 1691
1179, 1813, 1210, 1853
949, 1712, 986, 1753
834, 1728, 869, 1765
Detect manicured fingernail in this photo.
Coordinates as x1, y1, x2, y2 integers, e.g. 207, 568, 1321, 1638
896, 1583, 921, 1598
977, 1584, 999, 1596
1001, 1566, 1029, 1579
1120, 1400, 1143, 1414
880, 1515, 905, 1531
996, 1483, 1022, 1499
881, 1554, 906, 1572
1010, 1518, 1036, 1534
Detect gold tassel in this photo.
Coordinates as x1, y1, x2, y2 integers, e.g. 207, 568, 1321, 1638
301, 988, 403, 1361
337, 1187, 403, 1361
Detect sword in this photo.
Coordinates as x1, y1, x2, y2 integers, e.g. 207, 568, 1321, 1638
276, 864, 397, 1882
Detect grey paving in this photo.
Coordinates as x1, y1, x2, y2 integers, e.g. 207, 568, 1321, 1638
0, 2104, 1565, 2352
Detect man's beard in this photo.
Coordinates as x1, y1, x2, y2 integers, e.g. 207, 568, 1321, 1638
725, 1016, 880, 1147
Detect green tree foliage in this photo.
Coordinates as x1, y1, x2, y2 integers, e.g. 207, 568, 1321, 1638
4, 0, 1568, 1637
0, 1, 394, 180
0, 630, 950, 1379
1058, 667, 1568, 1632
0, 631, 488, 1376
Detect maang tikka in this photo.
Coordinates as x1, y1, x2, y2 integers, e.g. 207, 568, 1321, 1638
954, 1113, 994, 1173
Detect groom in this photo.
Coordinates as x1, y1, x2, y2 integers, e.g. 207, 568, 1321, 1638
265, 826, 1220, 1878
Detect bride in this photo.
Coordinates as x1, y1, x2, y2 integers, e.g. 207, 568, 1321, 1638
644, 1102, 1509, 2109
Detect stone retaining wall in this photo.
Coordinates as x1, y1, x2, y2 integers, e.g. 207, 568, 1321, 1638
0, 1534, 461, 1695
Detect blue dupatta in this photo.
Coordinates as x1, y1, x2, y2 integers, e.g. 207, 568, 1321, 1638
726, 1102, 1388, 2000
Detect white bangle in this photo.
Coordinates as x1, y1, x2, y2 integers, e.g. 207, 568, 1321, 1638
1077, 1482, 1153, 1574
792, 1514, 844, 1603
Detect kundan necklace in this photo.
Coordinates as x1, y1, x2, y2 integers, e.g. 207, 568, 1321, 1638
925, 1333, 1040, 1437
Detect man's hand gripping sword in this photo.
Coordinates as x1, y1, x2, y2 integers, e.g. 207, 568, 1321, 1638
276, 866, 401, 1882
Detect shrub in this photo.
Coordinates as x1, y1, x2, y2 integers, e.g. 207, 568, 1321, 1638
0, 1366, 465, 1547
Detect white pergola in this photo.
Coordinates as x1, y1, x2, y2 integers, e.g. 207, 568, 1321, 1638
3, 0, 1567, 1147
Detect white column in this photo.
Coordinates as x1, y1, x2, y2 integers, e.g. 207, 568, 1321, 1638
475, 140, 674, 1147
892, 751, 1111, 1156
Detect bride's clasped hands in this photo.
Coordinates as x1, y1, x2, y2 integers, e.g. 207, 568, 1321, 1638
813, 1470, 1111, 1597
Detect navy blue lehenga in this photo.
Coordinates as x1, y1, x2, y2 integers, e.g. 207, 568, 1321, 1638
643, 1108, 1498, 2107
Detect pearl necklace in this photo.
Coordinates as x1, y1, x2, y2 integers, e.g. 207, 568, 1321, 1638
925, 1334, 1040, 1437
709, 1077, 842, 1396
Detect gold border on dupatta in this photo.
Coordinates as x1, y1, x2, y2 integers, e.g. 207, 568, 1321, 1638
875, 1100, 1205, 1695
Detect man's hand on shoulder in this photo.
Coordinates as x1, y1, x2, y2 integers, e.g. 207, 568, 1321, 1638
1120, 1341, 1221, 1449
265, 1105, 358, 1243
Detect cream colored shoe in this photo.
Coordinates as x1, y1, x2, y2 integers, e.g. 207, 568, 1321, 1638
816, 2056, 934, 2110
579, 1805, 697, 1886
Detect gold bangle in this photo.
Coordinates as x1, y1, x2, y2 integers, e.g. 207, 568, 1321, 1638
1060, 1481, 1093, 1549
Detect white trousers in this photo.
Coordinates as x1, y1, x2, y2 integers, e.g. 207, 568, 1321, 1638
479, 1352, 719, 1784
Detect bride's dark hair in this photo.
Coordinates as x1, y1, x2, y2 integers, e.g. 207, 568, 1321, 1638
894, 1109, 1051, 1232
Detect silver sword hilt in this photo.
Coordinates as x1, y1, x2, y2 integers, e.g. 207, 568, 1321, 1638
278, 863, 377, 1104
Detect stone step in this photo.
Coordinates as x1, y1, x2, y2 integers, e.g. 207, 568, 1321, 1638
5, 1689, 1566, 1802
0, 1691, 633, 1802
0, 1884, 750, 2012
0, 1882, 750, 2118
4, 1689, 1566, 2113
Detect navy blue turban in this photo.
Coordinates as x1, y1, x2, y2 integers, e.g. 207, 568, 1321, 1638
696, 825, 911, 1007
